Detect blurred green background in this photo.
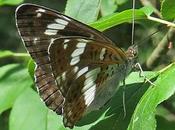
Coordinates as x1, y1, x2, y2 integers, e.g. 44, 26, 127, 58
0, 0, 175, 130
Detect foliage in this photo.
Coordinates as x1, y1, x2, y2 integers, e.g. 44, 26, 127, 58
65, 0, 101, 24
0, 0, 175, 130
161, 0, 175, 20
0, 0, 23, 6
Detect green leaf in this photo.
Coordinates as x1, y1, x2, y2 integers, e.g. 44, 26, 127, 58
0, 50, 29, 59
0, 64, 32, 113
141, 6, 155, 16
90, 7, 153, 31
125, 71, 157, 85
161, 0, 175, 20
9, 88, 65, 130
9, 88, 95, 130
27, 59, 35, 80
0, 0, 23, 6
101, 0, 118, 16
0, 50, 13, 58
115, 0, 128, 5
128, 63, 175, 130
65, 0, 101, 23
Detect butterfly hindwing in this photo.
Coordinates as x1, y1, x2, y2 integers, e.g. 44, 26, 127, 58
48, 37, 127, 95
48, 37, 128, 127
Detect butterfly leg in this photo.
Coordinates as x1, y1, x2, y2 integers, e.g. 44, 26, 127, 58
135, 63, 155, 86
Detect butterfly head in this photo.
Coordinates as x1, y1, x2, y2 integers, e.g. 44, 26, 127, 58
126, 44, 138, 61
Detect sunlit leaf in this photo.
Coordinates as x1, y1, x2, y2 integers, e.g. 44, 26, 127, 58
65, 0, 101, 23
0, 64, 32, 113
90, 7, 153, 31
0, 51, 13, 58
161, 0, 175, 20
10, 88, 65, 130
101, 0, 117, 16
0, 0, 23, 6
128, 63, 175, 130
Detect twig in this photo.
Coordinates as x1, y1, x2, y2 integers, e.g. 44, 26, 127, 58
148, 16, 175, 28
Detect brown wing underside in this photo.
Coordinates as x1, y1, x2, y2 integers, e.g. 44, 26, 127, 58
15, 4, 114, 116
48, 37, 127, 128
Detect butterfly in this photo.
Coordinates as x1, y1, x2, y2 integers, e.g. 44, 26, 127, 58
15, 3, 138, 128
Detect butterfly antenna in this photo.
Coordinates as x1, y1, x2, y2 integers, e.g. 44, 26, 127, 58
131, 0, 164, 48
122, 0, 136, 119
131, 0, 135, 45
135, 28, 163, 47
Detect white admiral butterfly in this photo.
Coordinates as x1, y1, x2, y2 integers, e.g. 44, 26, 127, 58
16, 3, 138, 128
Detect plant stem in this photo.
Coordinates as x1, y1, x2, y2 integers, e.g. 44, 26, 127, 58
12, 53, 30, 57
148, 16, 175, 27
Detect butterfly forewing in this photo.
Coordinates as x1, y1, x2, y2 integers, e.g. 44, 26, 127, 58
35, 66, 64, 114
16, 3, 112, 44
48, 37, 128, 127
